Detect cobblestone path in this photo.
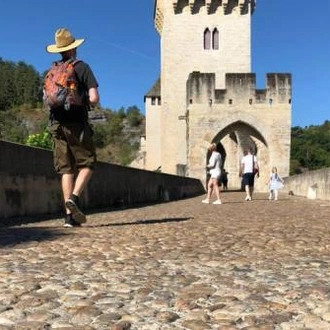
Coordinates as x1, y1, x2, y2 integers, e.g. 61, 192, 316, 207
1, 192, 330, 330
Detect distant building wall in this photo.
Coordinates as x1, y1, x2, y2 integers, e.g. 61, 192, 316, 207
0, 140, 205, 220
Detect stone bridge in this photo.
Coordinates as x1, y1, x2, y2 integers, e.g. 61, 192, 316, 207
1, 191, 330, 329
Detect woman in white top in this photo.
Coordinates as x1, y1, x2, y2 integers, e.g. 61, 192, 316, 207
202, 143, 222, 205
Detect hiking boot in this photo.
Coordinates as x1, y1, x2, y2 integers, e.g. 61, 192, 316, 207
64, 214, 81, 228
65, 194, 87, 224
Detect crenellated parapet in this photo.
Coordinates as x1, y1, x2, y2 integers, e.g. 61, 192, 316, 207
176, 0, 255, 14
187, 72, 291, 106
154, 0, 256, 34
154, 1, 164, 34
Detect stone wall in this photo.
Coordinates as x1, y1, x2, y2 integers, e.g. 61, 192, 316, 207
0, 140, 205, 219
283, 169, 330, 201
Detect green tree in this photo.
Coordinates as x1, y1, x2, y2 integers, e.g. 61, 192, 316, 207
0, 59, 15, 110
290, 121, 330, 174
126, 105, 143, 127
0, 59, 42, 111
0, 109, 29, 143
14, 61, 42, 107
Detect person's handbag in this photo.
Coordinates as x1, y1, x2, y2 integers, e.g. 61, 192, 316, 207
252, 156, 259, 176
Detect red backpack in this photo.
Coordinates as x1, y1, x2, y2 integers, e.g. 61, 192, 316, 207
43, 59, 84, 111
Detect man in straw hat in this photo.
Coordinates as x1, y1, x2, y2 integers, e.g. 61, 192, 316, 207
45, 28, 100, 227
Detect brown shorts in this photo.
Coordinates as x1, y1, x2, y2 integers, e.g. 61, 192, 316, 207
49, 122, 96, 174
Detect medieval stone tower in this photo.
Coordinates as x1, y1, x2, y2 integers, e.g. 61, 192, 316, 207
143, 0, 292, 192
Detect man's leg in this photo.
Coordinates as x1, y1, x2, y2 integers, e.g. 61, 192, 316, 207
65, 167, 93, 224
250, 185, 254, 199
244, 184, 252, 201
62, 173, 75, 214
72, 167, 93, 197
62, 173, 82, 227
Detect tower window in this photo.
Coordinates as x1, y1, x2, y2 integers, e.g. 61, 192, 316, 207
204, 27, 219, 50
204, 28, 211, 50
212, 28, 219, 50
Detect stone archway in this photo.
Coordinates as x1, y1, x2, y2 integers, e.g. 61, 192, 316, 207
190, 120, 269, 192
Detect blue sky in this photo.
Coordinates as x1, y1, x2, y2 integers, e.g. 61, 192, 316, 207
1, 0, 329, 127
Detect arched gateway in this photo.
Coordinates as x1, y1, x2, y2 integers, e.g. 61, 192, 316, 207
141, 0, 292, 192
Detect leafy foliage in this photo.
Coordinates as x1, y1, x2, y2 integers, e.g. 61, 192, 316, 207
126, 106, 143, 127
0, 58, 144, 165
91, 107, 144, 164
26, 130, 52, 149
0, 108, 29, 144
290, 121, 330, 174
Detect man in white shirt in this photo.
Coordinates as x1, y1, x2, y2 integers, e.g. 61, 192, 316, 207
239, 147, 259, 201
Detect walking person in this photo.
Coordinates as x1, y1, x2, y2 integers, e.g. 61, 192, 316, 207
239, 147, 259, 201
45, 28, 100, 227
221, 168, 229, 191
267, 167, 284, 201
202, 143, 222, 205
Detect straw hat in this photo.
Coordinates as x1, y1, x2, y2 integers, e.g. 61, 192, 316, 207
46, 28, 84, 53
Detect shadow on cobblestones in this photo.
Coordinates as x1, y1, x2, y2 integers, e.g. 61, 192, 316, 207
0, 213, 62, 228
90, 216, 192, 228
0, 227, 69, 247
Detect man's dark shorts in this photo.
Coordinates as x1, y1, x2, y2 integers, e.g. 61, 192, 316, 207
49, 122, 96, 174
242, 172, 255, 186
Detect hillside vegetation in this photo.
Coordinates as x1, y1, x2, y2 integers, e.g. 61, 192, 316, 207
0, 58, 144, 166
290, 122, 330, 175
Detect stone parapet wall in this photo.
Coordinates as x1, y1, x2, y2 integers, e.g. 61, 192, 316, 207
283, 168, 330, 201
0, 141, 205, 219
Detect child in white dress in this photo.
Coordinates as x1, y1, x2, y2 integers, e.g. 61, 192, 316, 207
268, 167, 284, 201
